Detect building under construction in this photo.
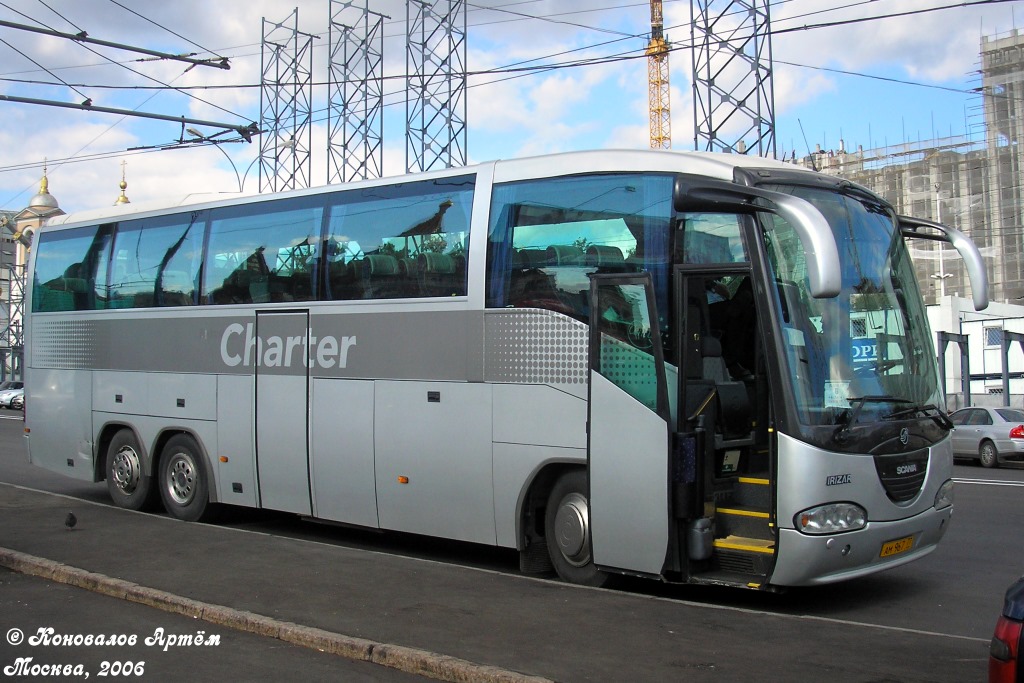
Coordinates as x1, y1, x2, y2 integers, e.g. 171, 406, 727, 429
801, 29, 1024, 307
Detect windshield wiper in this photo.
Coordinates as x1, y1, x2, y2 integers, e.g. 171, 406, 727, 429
885, 404, 954, 430
833, 395, 911, 444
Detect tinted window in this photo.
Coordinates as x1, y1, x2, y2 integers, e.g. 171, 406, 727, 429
996, 408, 1024, 422
32, 225, 113, 312
949, 410, 969, 426
204, 198, 323, 305
969, 410, 993, 426
323, 177, 474, 300
486, 173, 673, 324
680, 213, 748, 264
105, 212, 205, 308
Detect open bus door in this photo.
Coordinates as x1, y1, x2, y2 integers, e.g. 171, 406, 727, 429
675, 269, 776, 585
587, 273, 671, 577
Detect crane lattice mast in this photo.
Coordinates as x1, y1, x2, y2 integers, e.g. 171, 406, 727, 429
646, 0, 671, 149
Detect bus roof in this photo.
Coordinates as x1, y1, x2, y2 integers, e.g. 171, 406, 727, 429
42, 149, 813, 231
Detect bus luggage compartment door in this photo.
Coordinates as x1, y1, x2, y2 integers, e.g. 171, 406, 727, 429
255, 310, 311, 515
588, 275, 670, 577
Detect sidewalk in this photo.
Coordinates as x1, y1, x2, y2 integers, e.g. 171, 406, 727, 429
0, 483, 985, 682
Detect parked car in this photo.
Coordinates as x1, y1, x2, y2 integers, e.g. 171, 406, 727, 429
990, 575, 1024, 682
0, 382, 23, 410
949, 406, 1024, 468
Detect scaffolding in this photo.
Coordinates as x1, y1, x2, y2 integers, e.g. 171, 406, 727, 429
259, 8, 315, 193
802, 32, 1024, 306
0, 260, 24, 382
327, 0, 386, 184
690, 0, 776, 157
405, 0, 467, 173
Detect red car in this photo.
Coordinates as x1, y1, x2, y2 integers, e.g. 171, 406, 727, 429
991, 576, 1024, 682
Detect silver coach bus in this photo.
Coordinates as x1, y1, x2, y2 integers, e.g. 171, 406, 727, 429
23, 150, 988, 590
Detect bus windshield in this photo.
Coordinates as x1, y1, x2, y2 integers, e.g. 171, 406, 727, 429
761, 184, 942, 429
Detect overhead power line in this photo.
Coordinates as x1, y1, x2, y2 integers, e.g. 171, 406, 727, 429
0, 19, 230, 71
771, 0, 1020, 35
0, 93, 258, 139
104, 0, 226, 60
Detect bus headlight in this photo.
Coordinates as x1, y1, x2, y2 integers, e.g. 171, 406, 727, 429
934, 479, 954, 509
795, 503, 867, 535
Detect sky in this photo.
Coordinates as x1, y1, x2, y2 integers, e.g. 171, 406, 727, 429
0, 0, 1022, 215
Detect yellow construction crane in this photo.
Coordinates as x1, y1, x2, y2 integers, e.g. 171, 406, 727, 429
646, 0, 671, 149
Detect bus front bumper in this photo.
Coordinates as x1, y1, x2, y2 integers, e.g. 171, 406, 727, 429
769, 504, 953, 587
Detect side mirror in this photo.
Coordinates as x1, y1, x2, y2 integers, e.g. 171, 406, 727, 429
899, 216, 989, 311
674, 175, 841, 298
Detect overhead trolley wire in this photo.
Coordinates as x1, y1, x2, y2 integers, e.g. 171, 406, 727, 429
0, 2, 243, 119
105, 0, 226, 61
0, 34, 92, 102
35, 0, 84, 34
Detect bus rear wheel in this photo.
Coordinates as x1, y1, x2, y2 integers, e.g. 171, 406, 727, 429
544, 470, 610, 587
158, 434, 216, 522
105, 430, 157, 511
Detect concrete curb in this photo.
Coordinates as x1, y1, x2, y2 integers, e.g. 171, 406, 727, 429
0, 546, 554, 683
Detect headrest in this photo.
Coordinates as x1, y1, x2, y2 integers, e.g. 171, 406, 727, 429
701, 336, 722, 357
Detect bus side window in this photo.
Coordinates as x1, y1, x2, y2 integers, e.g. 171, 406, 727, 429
204, 199, 322, 305
32, 224, 112, 312
485, 174, 673, 327
324, 177, 474, 302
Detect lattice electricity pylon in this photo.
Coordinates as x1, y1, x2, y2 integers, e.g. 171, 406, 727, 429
405, 0, 467, 173
259, 8, 315, 193
690, 0, 776, 157
328, 1, 386, 184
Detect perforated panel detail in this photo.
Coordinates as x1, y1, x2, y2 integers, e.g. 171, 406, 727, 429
33, 320, 100, 369
484, 309, 588, 386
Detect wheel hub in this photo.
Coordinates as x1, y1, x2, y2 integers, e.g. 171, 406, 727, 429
553, 492, 591, 567
166, 454, 195, 505
111, 446, 141, 494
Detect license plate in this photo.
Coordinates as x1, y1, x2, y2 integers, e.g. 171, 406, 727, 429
880, 536, 914, 558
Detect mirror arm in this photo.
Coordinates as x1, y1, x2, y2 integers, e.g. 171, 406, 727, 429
899, 216, 989, 311
674, 175, 841, 298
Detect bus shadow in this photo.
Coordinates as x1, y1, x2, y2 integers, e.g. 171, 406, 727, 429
621, 571, 935, 618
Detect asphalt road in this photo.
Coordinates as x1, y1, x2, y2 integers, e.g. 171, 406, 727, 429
1, 410, 1021, 678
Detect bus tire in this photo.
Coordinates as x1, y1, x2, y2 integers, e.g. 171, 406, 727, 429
105, 430, 158, 511
544, 470, 610, 587
158, 434, 216, 522
979, 441, 999, 468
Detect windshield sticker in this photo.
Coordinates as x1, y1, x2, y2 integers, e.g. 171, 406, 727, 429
824, 381, 851, 409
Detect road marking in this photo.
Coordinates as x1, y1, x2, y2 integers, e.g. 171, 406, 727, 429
954, 478, 1024, 487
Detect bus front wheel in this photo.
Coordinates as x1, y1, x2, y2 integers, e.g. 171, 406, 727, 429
105, 430, 157, 511
544, 470, 610, 587
158, 435, 216, 522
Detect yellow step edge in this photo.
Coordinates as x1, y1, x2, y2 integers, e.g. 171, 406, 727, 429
717, 507, 770, 519
737, 477, 770, 486
713, 536, 775, 554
